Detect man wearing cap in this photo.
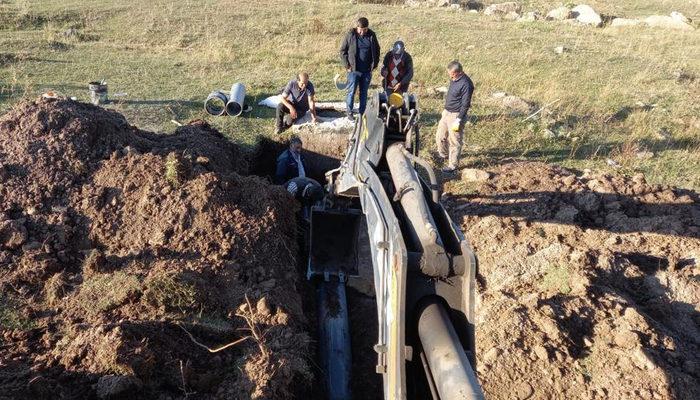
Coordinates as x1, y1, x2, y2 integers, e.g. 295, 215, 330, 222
339, 17, 380, 120
435, 60, 475, 174
381, 41, 413, 94
275, 72, 319, 134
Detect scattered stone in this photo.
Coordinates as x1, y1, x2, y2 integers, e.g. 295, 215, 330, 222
614, 330, 639, 349
632, 348, 656, 370
546, 6, 573, 21
461, 168, 491, 182
490, 92, 536, 116
563, 175, 577, 186
533, 345, 549, 360
95, 375, 143, 399
644, 14, 694, 30
554, 45, 568, 54
518, 11, 541, 22
515, 381, 534, 399
572, 4, 602, 27
484, 2, 521, 18
0, 219, 28, 249
611, 18, 641, 27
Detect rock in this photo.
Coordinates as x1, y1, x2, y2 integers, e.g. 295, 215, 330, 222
562, 175, 577, 186
484, 2, 521, 17
572, 4, 602, 27
461, 168, 491, 182
26, 206, 38, 216
553, 45, 568, 54
490, 92, 535, 115
614, 330, 639, 349
611, 18, 641, 27
632, 348, 656, 370
644, 15, 694, 30
0, 219, 28, 249
670, 11, 690, 24
546, 6, 573, 21
533, 345, 549, 360
515, 381, 534, 399
95, 375, 143, 399
518, 11, 541, 22
483, 347, 501, 365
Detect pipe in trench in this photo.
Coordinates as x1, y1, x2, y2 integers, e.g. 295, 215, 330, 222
418, 298, 484, 400
317, 278, 352, 400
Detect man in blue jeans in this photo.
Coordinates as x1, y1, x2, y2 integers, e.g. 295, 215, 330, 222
339, 17, 380, 120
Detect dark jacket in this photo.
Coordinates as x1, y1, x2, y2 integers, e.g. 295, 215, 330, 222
339, 29, 380, 72
275, 149, 306, 184
444, 73, 475, 121
381, 51, 414, 90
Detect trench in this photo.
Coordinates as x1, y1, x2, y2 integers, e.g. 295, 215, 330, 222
249, 129, 383, 398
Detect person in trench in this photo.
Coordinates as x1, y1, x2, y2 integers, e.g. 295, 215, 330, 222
275, 137, 308, 184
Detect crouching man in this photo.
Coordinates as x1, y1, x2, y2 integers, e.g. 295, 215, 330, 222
276, 72, 319, 134
284, 177, 324, 220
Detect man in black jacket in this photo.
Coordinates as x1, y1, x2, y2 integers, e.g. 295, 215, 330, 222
435, 60, 474, 174
339, 17, 380, 119
381, 40, 413, 94
275, 137, 307, 184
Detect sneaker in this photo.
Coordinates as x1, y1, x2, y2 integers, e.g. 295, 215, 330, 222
441, 166, 456, 174
346, 113, 354, 122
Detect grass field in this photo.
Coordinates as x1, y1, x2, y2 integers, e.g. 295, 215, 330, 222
1, 0, 699, 188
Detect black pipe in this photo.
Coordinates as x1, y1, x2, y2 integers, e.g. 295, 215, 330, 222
317, 278, 352, 400
402, 148, 440, 204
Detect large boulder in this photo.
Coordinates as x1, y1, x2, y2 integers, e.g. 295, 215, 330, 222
644, 13, 694, 30
484, 2, 521, 17
546, 6, 573, 21
572, 4, 602, 27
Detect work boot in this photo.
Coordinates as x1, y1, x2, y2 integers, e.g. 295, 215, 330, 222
346, 112, 354, 122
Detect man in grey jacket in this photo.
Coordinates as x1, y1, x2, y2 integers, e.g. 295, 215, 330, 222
435, 60, 474, 174
339, 17, 380, 119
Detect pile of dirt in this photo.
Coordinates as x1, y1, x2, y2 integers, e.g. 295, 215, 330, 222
0, 98, 311, 399
444, 160, 700, 400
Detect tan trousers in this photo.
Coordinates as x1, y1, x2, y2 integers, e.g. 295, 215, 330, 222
435, 110, 464, 169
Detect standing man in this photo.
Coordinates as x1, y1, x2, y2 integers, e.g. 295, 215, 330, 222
381, 40, 413, 94
339, 17, 380, 120
275, 137, 307, 184
435, 60, 474, 174
276, 72, 319, 134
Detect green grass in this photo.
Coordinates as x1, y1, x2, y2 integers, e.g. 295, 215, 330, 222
72, 271, 141, 316
1, 0, 699, 188
540, 264, 572, 295
0, 293, 35, 330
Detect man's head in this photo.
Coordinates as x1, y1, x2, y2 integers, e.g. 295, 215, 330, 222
289, 137, 303, 154
355, 17, 369, 36
392, 41, 405, 56
447, 60, 463, 81
297, 72, 309, 90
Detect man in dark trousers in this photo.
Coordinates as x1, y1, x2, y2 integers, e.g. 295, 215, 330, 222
435, 60, 474, 174
339, 17, 380, 120
275, 137, 307, 184
275, 72, 319, 134
381, 40, 413, 94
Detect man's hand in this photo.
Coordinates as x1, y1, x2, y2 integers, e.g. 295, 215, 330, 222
392, 83, 401, 91
289, 106, 298, 120
449, 119, 461, 132
346, 66, 352, 72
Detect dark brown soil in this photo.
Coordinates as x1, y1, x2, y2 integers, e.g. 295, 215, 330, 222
0, 98, 311, 399
444, 160, 700, 400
